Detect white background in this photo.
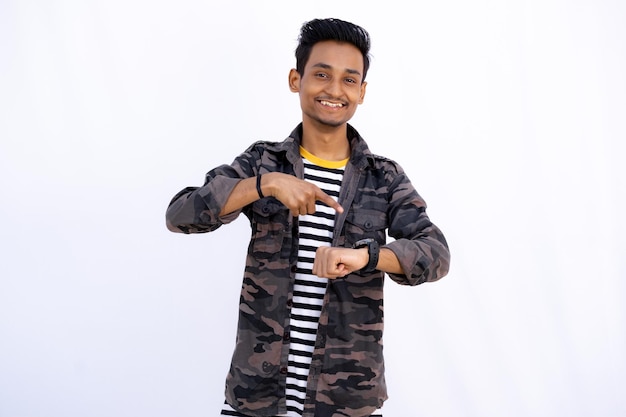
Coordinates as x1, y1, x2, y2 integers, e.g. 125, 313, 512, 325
1, 1, 625, 416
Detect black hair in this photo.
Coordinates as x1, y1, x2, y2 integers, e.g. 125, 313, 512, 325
295, 18, 371, 81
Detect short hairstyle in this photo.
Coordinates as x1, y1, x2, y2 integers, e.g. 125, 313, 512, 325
295, 18, 371, 81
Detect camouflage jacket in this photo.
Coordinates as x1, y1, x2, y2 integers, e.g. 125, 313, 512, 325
166, 124, 450, 417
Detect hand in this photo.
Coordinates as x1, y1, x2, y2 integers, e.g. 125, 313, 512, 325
312, 246, 368, 279
265, 172, 343, 217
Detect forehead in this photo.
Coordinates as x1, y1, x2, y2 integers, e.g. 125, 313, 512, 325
305, 40, 364, 73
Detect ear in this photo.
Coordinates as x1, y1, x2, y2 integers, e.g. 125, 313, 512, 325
358, 81, 367, 104
288, 68, 301, 92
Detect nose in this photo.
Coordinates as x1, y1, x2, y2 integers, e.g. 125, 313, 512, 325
325, 77, 343, 98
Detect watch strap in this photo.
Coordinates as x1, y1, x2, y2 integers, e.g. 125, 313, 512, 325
362, 240, 379, 273
353, 238, 380, 273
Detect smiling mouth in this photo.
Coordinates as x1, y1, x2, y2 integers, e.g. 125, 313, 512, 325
319, 100, 344, 108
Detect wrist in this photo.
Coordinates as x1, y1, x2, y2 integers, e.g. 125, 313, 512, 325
258, 172, 276, 198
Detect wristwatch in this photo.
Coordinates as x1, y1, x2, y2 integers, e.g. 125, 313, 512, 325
353, 238, 380, 273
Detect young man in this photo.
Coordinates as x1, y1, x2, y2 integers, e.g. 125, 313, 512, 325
166, 18, 450, 417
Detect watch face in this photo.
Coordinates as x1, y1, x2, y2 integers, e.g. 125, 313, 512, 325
354, 238, 374, 248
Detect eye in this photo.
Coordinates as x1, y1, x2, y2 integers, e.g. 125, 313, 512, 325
315, 72, 329, 79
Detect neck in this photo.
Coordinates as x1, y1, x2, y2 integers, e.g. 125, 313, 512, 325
300, 120, 350, 161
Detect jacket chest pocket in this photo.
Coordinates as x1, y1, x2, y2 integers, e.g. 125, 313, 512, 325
343, 209, 387, 246
250, 198, 290, 259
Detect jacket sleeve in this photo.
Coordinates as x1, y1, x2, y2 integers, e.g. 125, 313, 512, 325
383, 163, 451, 285
165, 143, 262, 234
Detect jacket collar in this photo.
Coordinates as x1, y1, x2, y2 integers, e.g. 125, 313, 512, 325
282, 123, 375, 170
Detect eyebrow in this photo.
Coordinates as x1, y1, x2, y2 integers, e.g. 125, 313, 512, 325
311, 62, 362, 77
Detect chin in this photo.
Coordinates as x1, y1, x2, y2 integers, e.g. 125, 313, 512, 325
321, 121, 345, 128
314, 116, 349, 128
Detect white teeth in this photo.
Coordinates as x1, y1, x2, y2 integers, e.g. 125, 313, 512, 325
321, 100, 343, 108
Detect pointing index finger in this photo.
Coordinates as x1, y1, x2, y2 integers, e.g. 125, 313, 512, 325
315, 189, 344, 214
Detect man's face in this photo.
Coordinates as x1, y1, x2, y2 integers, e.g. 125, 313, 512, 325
290, 40, 367, 129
